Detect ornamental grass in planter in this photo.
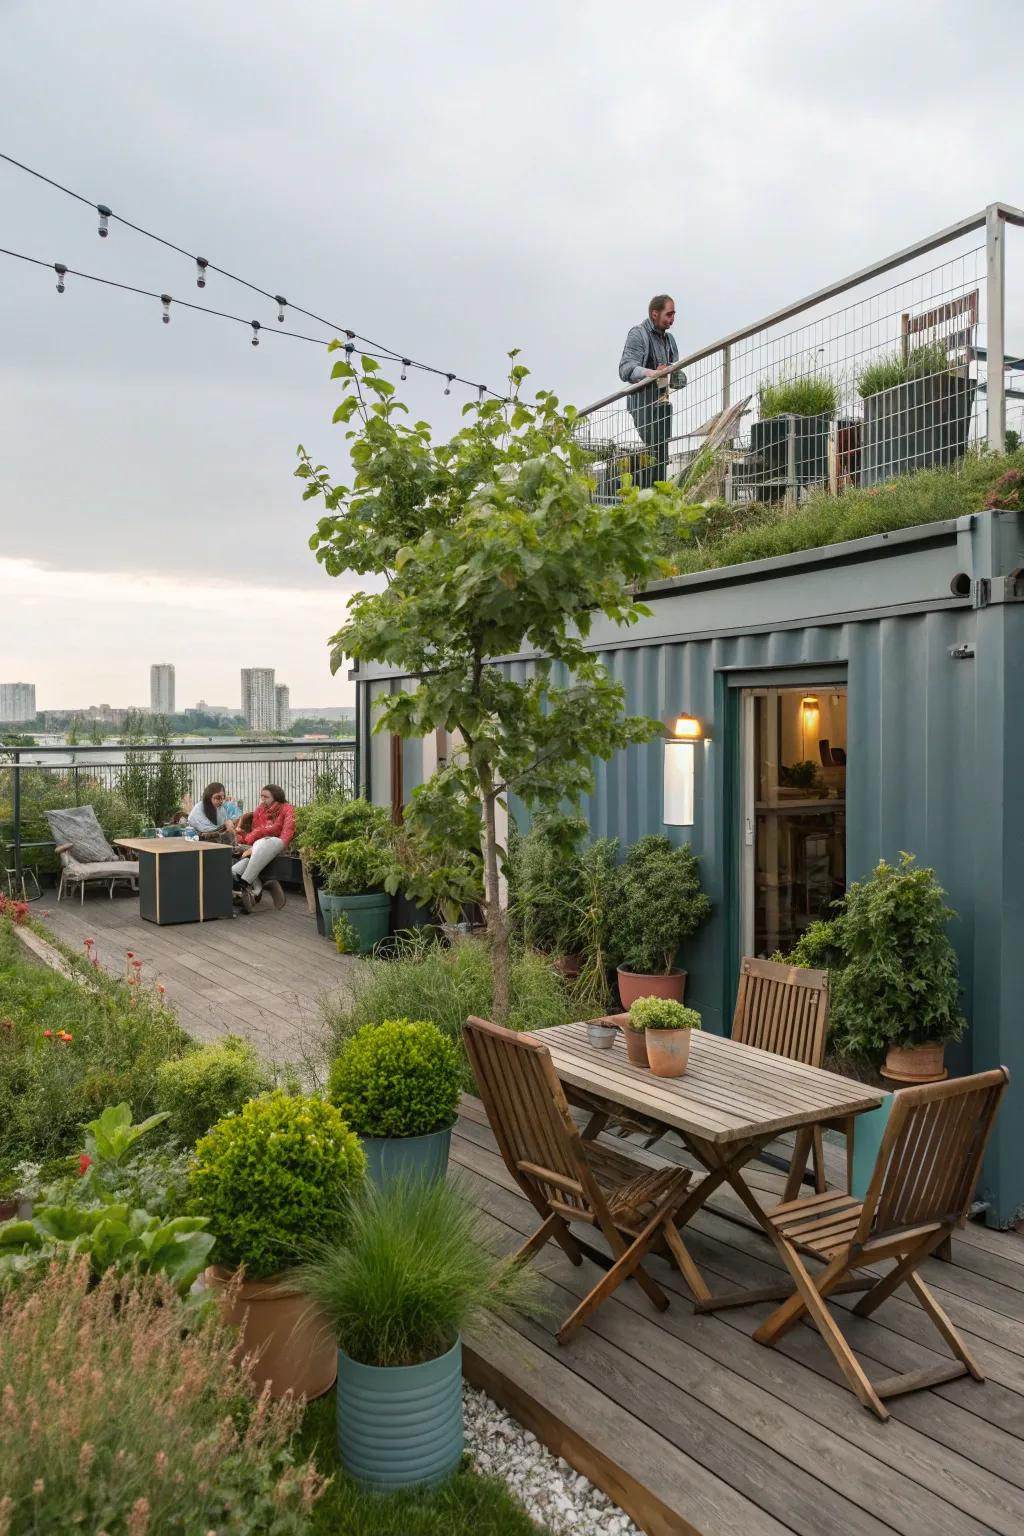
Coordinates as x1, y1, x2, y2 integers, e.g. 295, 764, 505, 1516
298, 1177, 539, 1492
608, 835, 711, 1007
188, 1091, 366, 1399
327, 1019, 461, 1190
630, 997, 702, 1078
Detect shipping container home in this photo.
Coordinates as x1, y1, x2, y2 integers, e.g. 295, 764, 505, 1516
353, 506, 1024, 1226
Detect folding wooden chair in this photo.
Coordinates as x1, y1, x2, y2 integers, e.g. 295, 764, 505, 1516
463, 1015, 700, 1344
753, 1067, 1009, 1420
732, 957, 849, 1195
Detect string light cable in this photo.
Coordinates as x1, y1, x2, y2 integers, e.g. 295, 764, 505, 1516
0, 149, 504, 398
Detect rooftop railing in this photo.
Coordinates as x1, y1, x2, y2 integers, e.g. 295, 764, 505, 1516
576, 203, 1024, 506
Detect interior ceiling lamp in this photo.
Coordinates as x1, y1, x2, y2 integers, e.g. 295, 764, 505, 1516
664, 715, 706, 827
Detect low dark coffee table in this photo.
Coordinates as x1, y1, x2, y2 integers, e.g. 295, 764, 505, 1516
115, 838, 235, 925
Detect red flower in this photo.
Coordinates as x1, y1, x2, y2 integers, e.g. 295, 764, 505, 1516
78, 1154, 91, 1175
43, 1029, 53, 1038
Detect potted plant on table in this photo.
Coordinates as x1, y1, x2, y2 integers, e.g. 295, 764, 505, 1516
188, 1091, 366, 1399
630, 997, 702, 1078
297, 1177, 538, 1491
609, 835, 712, 1008
328, 1019, 462, 1190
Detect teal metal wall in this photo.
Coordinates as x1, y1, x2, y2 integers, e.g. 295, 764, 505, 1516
358, 514, 1024, 1225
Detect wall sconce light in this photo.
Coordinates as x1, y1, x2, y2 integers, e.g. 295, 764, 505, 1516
664, 715, 705, 827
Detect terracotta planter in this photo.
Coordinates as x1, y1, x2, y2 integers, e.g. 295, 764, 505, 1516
616, 965, 687, 1009
624, 1027, 650, 1068
205, 1266, 337, 1400
646, 1028, 693, 1078
882, 1041, 947, 1083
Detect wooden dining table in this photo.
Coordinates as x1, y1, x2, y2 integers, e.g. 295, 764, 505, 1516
524, 1020, 884, 1311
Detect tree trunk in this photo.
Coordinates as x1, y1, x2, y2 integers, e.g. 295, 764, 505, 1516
482, 791, 510, 1024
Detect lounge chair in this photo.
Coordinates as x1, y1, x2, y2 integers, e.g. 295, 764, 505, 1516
44, 806, 139, 904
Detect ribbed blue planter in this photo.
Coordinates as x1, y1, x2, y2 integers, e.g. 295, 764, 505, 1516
336, 1337, 464, 1490
317, 890, 390, 953
360, 1125, 453, 1192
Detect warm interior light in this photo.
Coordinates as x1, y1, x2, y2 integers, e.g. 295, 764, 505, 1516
800, 695, 820, 716
671, 713, 703, 740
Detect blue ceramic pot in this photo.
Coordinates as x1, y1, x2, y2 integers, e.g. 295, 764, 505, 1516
360, 1125, 453, 1192
336, 1337, 464, 1490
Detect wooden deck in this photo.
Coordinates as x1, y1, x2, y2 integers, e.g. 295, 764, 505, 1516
39, 885, 357, 1068
455, 1098, 1024, 1536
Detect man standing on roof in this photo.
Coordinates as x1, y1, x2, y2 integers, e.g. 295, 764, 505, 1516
618, 294, 686, 488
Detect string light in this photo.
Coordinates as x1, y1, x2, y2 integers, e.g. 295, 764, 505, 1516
250, 319, 261, 347
275, 294, 286, 323
401, 358, 409, 381
54, 261, 66, 293
160, 293, 171, 324
96, 203, 111, 238
0, 151, 507, 400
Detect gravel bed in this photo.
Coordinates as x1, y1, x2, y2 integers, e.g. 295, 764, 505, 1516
463, 1384, 642, 1535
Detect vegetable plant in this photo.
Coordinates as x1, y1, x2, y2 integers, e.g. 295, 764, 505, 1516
188, 1091, 365, 1276
628, 998, 701, 1032
607, 835, 711, 975
328, 1019, 462, 1139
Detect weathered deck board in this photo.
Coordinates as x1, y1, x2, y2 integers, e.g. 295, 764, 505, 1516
38, 886, 356, 1066
453, 1100, 1024, 1536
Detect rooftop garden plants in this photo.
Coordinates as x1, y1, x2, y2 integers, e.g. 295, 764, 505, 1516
154, 1033, 274, 1147
607, 835, 711, 1007
298, 1177, 539, 1490
189, 1090, 365, 1399
758, 372, 841, 419
856, 340, 953, 399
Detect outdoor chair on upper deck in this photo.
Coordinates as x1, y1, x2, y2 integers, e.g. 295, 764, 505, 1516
463, 1015, 704, 1344
753, 1067, 1009, 1420
45, 806, 139, 904
731, 956, 851, 1196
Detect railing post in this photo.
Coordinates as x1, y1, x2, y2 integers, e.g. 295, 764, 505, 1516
786, 415, 798, 504
986, 204, 1006, 454
12, 750, 22, 893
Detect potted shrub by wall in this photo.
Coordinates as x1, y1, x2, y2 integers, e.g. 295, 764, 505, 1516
316, 800, 396, 953
858, 341, 975, 486
298, 1177, 538, 1491
328, 1019, 461, 1189
188, 1091, 366, 1399
631, 997, 702, 1079
827, 853, 965, 1082
295, 796, 389, 937
609, 835, 711, 1008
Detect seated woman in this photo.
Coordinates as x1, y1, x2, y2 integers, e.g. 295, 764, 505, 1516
231, 783, 294, 912
187, 782, 237, 842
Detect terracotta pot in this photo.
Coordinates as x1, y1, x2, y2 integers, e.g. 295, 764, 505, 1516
624, 1026, 650, 1068
616, 965, 686, 1009
882, 1041, 947, 1083
205, 1266, 337, 1400
646, 1028, 693, 1078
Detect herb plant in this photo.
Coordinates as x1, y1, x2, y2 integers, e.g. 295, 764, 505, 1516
607, 836, 711, 976
627, 998, 701, 1032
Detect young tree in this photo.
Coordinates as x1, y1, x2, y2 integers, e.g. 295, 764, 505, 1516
298, 352, 700, 1021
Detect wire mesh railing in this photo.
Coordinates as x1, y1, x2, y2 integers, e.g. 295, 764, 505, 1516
576, 203, 1024, 507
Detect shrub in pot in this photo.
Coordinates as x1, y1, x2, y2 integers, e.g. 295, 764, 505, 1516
188, 1091, 366, 1399
320, 830, 395, 954
298, 1177, 538, 1491
609, 835, 711, 1006
630, 997, 702, 1079
328, 1019, 461, 1189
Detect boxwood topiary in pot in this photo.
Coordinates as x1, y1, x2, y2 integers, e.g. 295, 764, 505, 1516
188, 1091, 366, 1399
328, 1019, 461, 1190
629, 997, 702, 1078
609, 835, 712, 1007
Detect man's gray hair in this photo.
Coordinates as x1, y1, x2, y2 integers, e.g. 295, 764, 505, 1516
648, 294, 674, 317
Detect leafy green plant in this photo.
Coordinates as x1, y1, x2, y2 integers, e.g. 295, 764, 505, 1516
297, 1177, 539, 1368
0, 1200, 214, 1295
328, 1019, 461, 1139
155, 1036, 273, 1147
759, 373, 840, 419
81, 1101, 170, 1163
390, 780, 484, 925
323, 837, 394, 896
508, 813, 589, 956
567, 837, 619, 1018
783, 917, 844, 971
627, 997, 701, 1032
189, 1091, 365, 1276
607, 835, 711, 976
295, 796, 388, 867
333, 912, 360, 953
298, 350, 701, 1023
0, 1258, 325, 1532
779, 760, 821, 789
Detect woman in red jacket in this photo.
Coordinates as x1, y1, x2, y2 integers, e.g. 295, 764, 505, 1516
232, 783, 295, 913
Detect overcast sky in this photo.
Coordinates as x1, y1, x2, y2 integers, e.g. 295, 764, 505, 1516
2, 0, 1022, 709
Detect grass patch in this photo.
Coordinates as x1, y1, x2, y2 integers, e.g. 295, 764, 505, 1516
297, 1390, 550, 1536
659, 449, 1024, 576
759, 372, 840, 418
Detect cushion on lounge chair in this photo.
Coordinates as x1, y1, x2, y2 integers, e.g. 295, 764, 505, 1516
45, 806, 118, 864
63, 859, 138, 880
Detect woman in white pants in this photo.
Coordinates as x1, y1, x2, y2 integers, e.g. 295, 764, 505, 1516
232, 783, 295, 914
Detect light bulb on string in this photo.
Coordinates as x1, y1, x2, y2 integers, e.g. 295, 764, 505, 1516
195, 257, 208, 288
160, 294, 171, 325
250, 320, 261, 347
444, 374, 454, 396
96, 204, 111, 238
401, 359, 409, 382
344, 341, 355, 360
54, 262, 67, 294
477, 385, 485, 404
275, 295, 286, 323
